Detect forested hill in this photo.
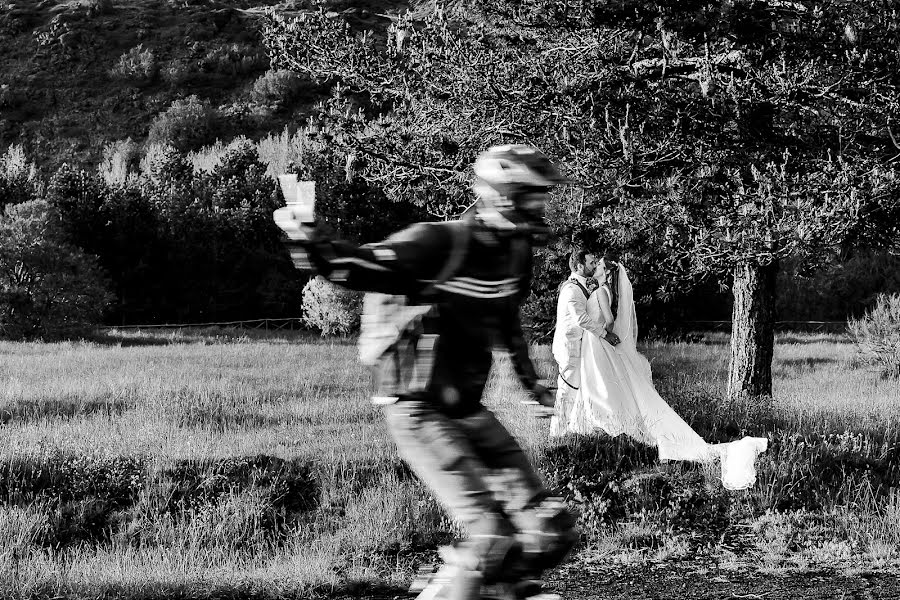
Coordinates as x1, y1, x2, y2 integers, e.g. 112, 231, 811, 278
0, 0, 399, 171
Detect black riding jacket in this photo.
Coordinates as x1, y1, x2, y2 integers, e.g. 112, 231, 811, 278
303, 215, 541, 418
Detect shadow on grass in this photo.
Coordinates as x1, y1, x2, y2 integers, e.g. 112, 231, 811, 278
0, 453, 322, 547
318, 458, 415, 497
323, 580, 408, 600
539, 428, 900, 525
777, 333, 851, 345
84, 332, 174, 347
167, 408, 314, 430
11, 580, 408, 600
765, 433, 900, 512
543, 434, 659, 476
160, 455, 320, 514
87, 328, 347, 347
0, 396, 129, 423
775, 357, 841, 370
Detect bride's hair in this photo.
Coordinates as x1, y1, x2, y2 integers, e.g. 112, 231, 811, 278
601, 257, 619, 319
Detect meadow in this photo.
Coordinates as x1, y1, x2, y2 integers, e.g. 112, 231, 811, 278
0, 329, 898, 599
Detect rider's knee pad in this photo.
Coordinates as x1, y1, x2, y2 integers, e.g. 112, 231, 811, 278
515, 496, 579, 573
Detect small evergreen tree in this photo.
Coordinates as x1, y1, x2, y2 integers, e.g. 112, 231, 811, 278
302, 275, 361, 336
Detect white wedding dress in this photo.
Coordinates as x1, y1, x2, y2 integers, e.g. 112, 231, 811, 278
563, 264, 768, 490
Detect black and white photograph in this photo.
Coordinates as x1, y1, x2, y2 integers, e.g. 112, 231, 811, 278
1, 1, 899, 599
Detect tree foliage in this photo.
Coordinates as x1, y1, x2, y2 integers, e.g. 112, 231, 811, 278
45, 142, 305, 325
0, 201, 113, 339
264, 0, 900, 279
5, 132, 431, 328
263, 0, 900, 396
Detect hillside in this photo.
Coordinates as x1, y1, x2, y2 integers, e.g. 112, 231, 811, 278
0, 0, 396, 172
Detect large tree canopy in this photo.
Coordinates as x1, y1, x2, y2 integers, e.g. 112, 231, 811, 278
264, 0, 900, 398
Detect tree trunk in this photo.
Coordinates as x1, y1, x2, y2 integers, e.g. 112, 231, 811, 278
728, 261, 777, 400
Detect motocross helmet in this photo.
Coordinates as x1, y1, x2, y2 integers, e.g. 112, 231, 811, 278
471, 145, 569, 233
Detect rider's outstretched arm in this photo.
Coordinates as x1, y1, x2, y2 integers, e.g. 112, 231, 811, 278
302, 223, 452, 295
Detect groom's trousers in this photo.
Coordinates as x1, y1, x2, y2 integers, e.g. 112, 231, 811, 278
550, 363, 580, 437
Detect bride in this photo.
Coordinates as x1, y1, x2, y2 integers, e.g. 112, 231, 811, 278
556, 259, 768, 490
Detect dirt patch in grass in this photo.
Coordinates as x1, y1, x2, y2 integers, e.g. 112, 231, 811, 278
549, 562, 900, 600
317, 561, 900, 600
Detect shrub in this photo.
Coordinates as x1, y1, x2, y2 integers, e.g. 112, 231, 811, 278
187, 137, 252, 174
98, 138, 139, 186
161, 58, 193, 86
0, 450, 145, 546
84, 0, 113, 18
257, 126, 311, 179
0, 201, 114, 340
0, 144, 41, 210
148, 95, 216, 151
109, 44, 157, 82
138, 142, 180, 182
250, 69, 305, 111
848, 293, 900, 377
302, 276, 362, 336
199, 43, 268, 76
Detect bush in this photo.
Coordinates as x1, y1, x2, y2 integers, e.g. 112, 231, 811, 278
0, 201, 113, 340
0, 144, 41, 210
161, 58, 193, 86
256, 126, 314, 179
199, 43, 267, 76
84, 0, 114, 17
187, 136, 253, 174
148, 95, 216, 151
109, 44, 157, 82
0, 451, 145, 546
98, 138, 139, 186
302, 276, 362, 336
138, 142, 181, 182
250, 69, 305, 111
848, 293, 900, 377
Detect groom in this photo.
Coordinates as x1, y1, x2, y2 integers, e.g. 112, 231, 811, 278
549, 247, 619, 436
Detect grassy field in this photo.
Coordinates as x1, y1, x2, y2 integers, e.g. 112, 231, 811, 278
0, 329, 898, 599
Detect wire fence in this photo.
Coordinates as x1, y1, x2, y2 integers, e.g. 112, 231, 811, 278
98, 318, 849, 338
99, 317, 308, 332
529, 320, 848, 342
674, 320, 848, 334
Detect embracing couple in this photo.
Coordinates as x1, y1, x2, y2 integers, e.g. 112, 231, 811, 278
550, 247, 769, 490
